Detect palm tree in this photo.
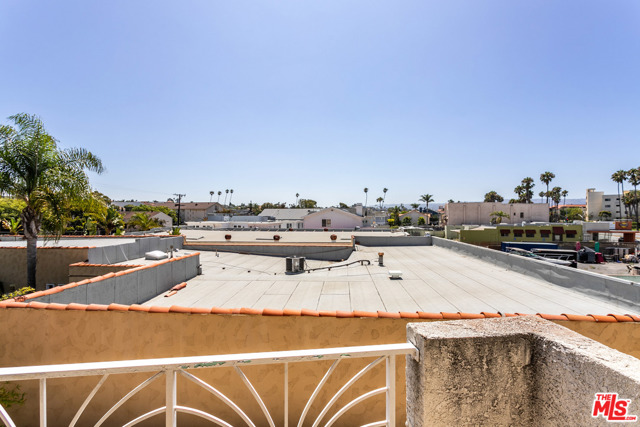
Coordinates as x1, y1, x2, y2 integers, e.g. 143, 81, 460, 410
97, 207, 124, 235
538, 191, 545, 203
521, 177, 535, 203
484, 191, 504, 203
382, 188, 388, 207
561, 190, 568, 207
628, 167, 640, 228
612, 170, 627, 219
295, 193, 300, 207
228, 189, 234, 208
540, 172, 555, 204
217, 191, 222, 204
0, 113, 104, 288
420, 194, 434, 213
363, 188, 369, 213
411, 203, 420, 210
551, 187, 562, 221
376, 197, 383, 209
490, 211, 508, 224
209, 191, 214, 203
128, 212, 161, 231
223, 189, 229, 207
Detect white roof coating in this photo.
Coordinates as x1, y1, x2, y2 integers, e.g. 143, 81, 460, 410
144, 245, 638, 316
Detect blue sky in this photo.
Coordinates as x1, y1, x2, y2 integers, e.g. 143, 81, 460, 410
2, 1, 639, 207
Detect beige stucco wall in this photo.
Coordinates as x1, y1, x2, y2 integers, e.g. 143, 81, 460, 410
445, 202, 549, 225
0, 310, 637, 426
0, 247, 89, 292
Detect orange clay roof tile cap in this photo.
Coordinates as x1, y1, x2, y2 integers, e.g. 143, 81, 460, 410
562, 313, 596, 322
440, 312, 462, 320
353, 310, 378, 318
588, 314, 617, 322
417, 312, 443, 319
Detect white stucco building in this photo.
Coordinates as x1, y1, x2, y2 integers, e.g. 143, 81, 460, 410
586, 188, 626, 220
444, 202, 549, 226
303, 208, 363, 229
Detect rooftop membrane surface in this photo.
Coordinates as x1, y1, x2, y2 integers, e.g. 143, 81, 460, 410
144, 245, 636, 315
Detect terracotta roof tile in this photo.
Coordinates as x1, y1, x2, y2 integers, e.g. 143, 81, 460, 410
107, 303, 130, 312
211, 307, 233, 314
481, 312, 501, 318
25, 301, 48, 309
190, 307, 211, 314
399, 312, 420, 319
168, 305, 191, 314
563, 313, 596, 322
45, 303, 68, 311
4, 302, 28, 308
165, 291, 178, 298
589, 314, 617, 323
86, 304, 109, 311
537, 313, 568, 321
319, 310, 337, 317
504, 313, 519, 318
607, 314, 634, 322
239, 307, 262, 315
417, 312, 443, 320
66, 303, 88, 311
336, 310, 355, 318
301, 309, 320, 317
129, 304, 151, 312
353, 310, 378, 318
283, 309, 302, 316
377, 311, 401, 319
263, 308, 284, 316
148, 306, 171, 313
459, 312, 485, 319
441, 312, 462, 320
625, 314, 640, 322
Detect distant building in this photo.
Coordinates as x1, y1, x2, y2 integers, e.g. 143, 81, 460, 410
459, 223, 583, 245
259, 208, 320, 229
586, 188, 626, 220
303, 208, 363, 229
146, 202, 222, 222
444, 202, 549, 226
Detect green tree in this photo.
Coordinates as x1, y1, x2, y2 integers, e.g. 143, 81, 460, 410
127, 204, 178, 223
411, 203, 419, 210
338, 202, 349, 209
563, 207, 584, 221
417, 216, 426, 226
598, 211, 612, 221
402, 216, 412, 226
514, 177, 535, 203
393, 206, 401, 226
611, 170, 628, 219
382, 187, 388, 207
484, 191, 504, 203
97, 207, 124, 235
490, 210, 508, 224
299, 199, 317, 208
377, 197, 383, 208
628, 168, 640, 228
550, 187, 562, 220
0, 113, 104, 287
539, 171, 555, 204
127, 212, 161, 231
419, 194, 434, 213
561, 189, 568, 207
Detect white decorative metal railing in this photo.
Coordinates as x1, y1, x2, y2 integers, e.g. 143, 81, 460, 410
0, 343, 417, 427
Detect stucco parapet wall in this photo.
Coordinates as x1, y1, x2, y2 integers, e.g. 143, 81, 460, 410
354, 235, 432, 246
431, 237, 640, 312
406, 317, 640, 427
184, 241, 354, 261
8, 252, 200, 306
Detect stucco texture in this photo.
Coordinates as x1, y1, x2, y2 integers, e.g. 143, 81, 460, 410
0, 310, 637, 426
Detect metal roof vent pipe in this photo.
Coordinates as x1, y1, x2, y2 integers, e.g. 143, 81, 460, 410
378, 252, 384, 266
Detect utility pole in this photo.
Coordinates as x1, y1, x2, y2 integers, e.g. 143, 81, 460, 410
174, 193, 185, 226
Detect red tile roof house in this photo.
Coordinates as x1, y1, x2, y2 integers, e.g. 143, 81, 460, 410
0, 234, 639, 425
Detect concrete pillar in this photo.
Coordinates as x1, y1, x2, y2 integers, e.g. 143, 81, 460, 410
406, 317, 640, 427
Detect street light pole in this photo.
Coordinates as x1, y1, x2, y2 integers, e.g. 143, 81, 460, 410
174, 193, 185, 226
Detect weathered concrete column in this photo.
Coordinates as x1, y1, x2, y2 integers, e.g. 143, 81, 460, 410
406, 317, 640, 427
